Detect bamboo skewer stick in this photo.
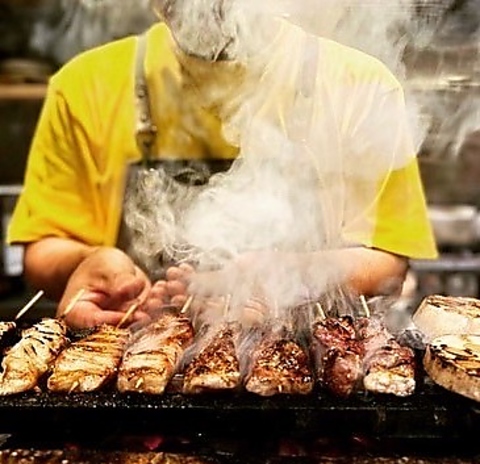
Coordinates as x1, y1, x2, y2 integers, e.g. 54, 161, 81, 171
315, 302, 326, 321
59, 288, 86, 320
180, 294, 194, 315
223, 294, 232, 318
359, 295, 371, 318
116, 301, 140, 329
68, 381, 79, 394
14, 290, 45, 320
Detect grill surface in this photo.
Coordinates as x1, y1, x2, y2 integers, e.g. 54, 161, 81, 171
0, 323, 479, 460
0, 379, 477, 439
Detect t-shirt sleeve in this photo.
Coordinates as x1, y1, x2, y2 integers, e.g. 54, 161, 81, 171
343, 77, 438, 260
7, 77, 106, 246
372, 157, 438, 260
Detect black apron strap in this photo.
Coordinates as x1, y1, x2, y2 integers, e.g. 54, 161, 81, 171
134, 32, 157, 166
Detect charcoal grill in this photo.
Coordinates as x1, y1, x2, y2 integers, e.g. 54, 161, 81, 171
0, 379, 478, 451
0, 324, 479, 462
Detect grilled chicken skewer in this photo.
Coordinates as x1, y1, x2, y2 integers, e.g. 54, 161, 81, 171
47, 325, 130, 393
117, 311, 194, 394
183, 320, 242, 394
245, 322, 314, 397
0, 318, 68, 395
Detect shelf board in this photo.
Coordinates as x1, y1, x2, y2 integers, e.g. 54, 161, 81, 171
0, 83, 47, 100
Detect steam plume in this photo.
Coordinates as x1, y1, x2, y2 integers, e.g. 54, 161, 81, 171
125, 0, 474, 317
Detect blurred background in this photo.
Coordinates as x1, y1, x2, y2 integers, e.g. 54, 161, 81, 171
1, 0, 480, 311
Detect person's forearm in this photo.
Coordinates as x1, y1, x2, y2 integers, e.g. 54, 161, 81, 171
23, 238, 99, 301
304, 247, 408, 297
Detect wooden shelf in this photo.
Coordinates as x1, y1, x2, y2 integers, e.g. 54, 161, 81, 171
0, 83, 47, 100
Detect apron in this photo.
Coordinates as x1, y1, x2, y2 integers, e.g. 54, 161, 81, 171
117, 33, 233, 281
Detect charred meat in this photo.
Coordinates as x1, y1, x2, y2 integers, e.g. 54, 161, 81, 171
311, 316, 363, 397
358, 318, 416, 397
117, 314, 194, 394
183, 322, 241, 394
47, 325, 129, 393
245, 327, 314, 397
0, 318, 68, 395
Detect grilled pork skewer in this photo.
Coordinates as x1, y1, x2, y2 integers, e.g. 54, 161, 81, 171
183, 321, 241, 394
310, 315, 364, 397
47, 325, 130, 393
117, 312, 194, 394
357, 317, 416, 397
245, 323, 314, 397
0, 318, 68, 395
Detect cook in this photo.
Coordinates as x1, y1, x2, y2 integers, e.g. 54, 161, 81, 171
7, 0, 437, 329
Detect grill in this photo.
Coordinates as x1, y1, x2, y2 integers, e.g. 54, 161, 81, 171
0, 324, 479, 462
0, 376, 478, 457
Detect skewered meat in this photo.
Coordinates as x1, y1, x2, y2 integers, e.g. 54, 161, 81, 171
183, 322, 241, 394
245, 326, 314, 397
47, 325, 129, 393
358, 318, 416, 397
413, 295, 480, 342
311, 316, 363, 397
0, 318, 67, 395
117, 313, 194, 394
423, 334, 480, 403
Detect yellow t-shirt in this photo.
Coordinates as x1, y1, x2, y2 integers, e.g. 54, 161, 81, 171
7, 22, 437, 260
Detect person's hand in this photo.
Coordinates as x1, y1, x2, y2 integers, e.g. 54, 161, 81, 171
57, 247, 152, 329
163, 263, 195, 308
164, 253, 300, 326
187, 251, 303, 298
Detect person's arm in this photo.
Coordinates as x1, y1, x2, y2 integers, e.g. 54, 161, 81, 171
24, 238, 156, 329
24, 237, 98, 301
305, 247, 408, 297
7, 59, 158, 328
165, 246, 408, 308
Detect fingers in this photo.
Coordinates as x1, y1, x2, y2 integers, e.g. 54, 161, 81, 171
165, 263, 195, 304
171, 294, 188, 308
143, 280, 169, 315
62, 302, 151, 330
109, 270, 148, 308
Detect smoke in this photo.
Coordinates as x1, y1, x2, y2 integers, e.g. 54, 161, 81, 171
29, 0, 155, 65
126, 1, 478, 318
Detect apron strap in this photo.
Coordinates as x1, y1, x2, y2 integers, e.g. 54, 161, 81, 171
134, 33, 157, 166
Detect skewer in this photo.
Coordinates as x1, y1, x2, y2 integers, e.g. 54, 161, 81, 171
359, 295, 371, 318
14, 290, 45, 320
59, 288, 86, 320
180, 294, 194, 315
116, 301, 140, 329
223, 294, 232, 317
68, 381, 79, 394
135, 378, 144, 389
315, 302, 326, 321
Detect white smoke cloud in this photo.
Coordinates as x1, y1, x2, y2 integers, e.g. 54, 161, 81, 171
125, 1, 479, 314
